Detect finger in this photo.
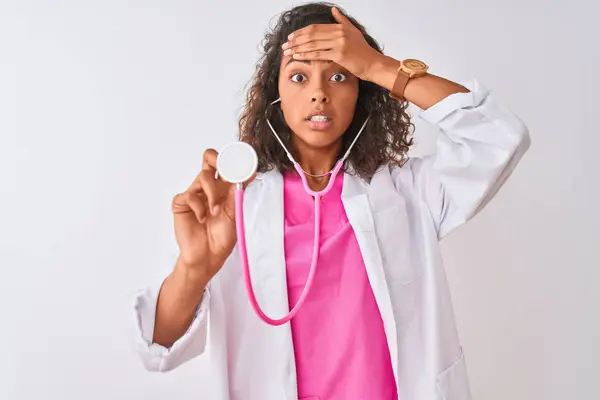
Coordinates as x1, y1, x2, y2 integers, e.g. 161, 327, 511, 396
202, 148, 230, 196
284, 39, 338, 57
331, 7, 351, 25
292, 49, 337, 62
202, 148, 218, 171
287, 23, 341, 42
198, 168, 227, 216
185, 192, 208, 223
172, 192, 208, 223
190, 148, 228, 215
187, 179, 204, 194
185, 148, 218, 193
285, 26, 342, 50
187, 175, 227, 198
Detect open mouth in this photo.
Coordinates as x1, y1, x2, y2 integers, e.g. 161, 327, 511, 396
305, 113, 333, 130
306, 116, 333, 130
306, 115, 331, 122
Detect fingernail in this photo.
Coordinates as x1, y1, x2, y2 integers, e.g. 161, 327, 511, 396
284, 49, 292, 55
288, 33, 294, 39
282, 42, 288, 49
212, 205, 220, 215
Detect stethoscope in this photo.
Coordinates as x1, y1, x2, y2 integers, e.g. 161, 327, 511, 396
216, 97, 370, 325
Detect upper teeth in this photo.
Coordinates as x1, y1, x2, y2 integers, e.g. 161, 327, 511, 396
310, 115, 329, 121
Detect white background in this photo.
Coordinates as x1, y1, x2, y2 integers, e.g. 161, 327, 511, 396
1, 1, 597, 399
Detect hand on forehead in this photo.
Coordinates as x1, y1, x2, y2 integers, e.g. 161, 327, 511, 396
278, 7, 379, 82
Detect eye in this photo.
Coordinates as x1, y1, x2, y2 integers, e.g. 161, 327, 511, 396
290, 73, 307, 83
331, 73, 347, 82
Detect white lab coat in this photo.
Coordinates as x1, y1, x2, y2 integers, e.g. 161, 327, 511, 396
131, 79, 530, 400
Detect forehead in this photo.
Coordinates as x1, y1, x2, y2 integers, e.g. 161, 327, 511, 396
280, 55, 348, 72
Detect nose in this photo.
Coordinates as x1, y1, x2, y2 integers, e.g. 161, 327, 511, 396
311, 91, 329, 104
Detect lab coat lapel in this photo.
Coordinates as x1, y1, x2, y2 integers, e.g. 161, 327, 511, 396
341, 169, 400, 384
241, 170, 291, 319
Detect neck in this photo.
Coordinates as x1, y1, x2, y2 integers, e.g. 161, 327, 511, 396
292, 137, 342, 191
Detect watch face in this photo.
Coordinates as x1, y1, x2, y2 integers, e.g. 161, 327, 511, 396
403, 59, 427, 72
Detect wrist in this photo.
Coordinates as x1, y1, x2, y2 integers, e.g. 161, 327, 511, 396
175, 256, 212, 289
366, 54, 401, 91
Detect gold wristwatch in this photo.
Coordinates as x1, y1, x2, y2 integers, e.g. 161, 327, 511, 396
389, 59, 429, 101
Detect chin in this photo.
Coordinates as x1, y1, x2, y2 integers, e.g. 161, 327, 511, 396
296, 129, 342, 148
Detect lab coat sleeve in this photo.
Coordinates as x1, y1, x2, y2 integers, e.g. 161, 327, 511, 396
131, 275, 210, 372
400, 78, 531, 239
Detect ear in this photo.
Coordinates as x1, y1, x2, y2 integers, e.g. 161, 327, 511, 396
331, 7, 350, 25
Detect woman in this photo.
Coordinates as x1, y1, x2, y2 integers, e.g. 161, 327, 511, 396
131, 3, 530, 400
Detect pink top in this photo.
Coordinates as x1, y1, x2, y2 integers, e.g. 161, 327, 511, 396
283, 169, 397, 400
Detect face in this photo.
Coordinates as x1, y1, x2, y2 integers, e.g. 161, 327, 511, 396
277, 54, 359, 151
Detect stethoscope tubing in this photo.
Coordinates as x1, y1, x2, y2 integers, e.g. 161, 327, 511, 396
235, 160, 344, 325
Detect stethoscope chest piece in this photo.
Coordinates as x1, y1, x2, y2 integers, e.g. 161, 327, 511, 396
216, 141, 258, 185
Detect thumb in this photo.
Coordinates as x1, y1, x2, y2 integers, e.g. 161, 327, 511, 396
331, 6, 349, 25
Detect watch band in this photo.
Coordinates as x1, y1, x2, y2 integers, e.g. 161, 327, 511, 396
389, 64, 410, 101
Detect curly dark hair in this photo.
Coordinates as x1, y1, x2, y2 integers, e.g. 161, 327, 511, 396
238, 2, 414, 182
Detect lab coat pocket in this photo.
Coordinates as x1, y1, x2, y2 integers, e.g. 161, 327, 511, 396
436, 349, 472, 400
373, 203, 419, 286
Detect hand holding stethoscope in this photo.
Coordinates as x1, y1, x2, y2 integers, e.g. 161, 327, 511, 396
171, 148, 256, 286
